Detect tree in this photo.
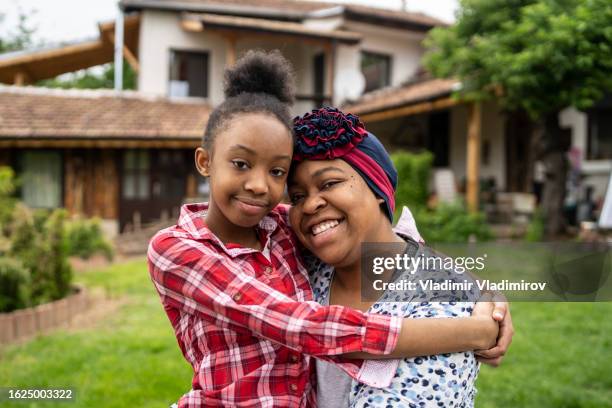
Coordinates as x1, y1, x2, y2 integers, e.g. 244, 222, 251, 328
424, 0, 612, 237
0, 7, 37, 53
38, 62, 137, 90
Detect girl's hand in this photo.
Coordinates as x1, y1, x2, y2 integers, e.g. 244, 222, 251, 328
474, 291, 514, 367
471, 293, 500, 350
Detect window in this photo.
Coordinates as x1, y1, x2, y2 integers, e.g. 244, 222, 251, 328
587, 110, 612, 160
123, 150, 150, 200
361, 51, 392, 93
169, 50, 209, 98
20, 151, 62, 208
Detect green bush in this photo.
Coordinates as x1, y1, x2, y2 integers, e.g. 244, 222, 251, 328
0, 166, 17, 230
391, 150, 433, 212
8, 206, 74, 305
0, 257, 30, 313
65, 218, 114, 261
525, 210, 545, 242
415, 201, 492, 243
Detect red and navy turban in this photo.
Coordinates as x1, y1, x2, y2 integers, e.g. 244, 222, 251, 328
293, 107, 398, 222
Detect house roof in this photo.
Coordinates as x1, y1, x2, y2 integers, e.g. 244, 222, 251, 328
343, 78, 460, 116
0, 85, 209, 147
182, 12, 362, 44
120, 0, 446, 31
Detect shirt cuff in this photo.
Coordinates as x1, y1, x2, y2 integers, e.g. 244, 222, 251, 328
356, 358, 400, 388
362, 314, 402, 355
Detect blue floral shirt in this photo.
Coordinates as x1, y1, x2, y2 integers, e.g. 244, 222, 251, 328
308, 232, 481, 407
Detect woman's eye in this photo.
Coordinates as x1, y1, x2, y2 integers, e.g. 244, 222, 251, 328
322, 180, 339, 190
289, 193, 304, 204
232, 160, 249, 170
270, 168, 287, 177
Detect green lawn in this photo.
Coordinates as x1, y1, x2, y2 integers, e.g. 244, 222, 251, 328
0, 258, 610, 407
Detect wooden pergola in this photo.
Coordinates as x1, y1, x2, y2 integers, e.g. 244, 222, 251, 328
0, 14, 141, 85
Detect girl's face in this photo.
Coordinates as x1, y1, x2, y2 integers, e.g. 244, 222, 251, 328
288, 159, 386, 268
196, 112, 293, 228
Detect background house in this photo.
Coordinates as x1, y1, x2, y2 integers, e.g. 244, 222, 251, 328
1, 0, 610, 234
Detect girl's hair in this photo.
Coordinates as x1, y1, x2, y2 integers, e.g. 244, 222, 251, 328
202, 49, 296, 149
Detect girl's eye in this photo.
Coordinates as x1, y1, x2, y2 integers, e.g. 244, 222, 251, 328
270, 168, 287, 177
232, 160, 249, 170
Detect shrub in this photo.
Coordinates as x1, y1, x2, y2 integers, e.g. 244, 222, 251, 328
525, 210, 545, 242
415, 201, 492, 243
0, 257, 30, 313
8, 206, 74, 305
65, 217, 114, 261
391, 150, 433, 212
0, 166, 17, 230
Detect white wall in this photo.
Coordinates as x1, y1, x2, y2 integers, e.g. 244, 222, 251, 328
138, 10, 227, 104
450, 101, 506, 190
138, 10, 328, 114
560, 107, 611, 201
341, 22, 425, 93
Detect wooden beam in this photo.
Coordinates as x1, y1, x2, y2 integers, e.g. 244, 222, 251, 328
0, 40, 104, 69
324, 42, 335, 105
104, 31, 140, 73
0, 139, 200, 149
122, 45, 140, 73
225, 34, 237, 67
466, 102, 482, 213
13, 71, 28, 86
359, 97, 459, 123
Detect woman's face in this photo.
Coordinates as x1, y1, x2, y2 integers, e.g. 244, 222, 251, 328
288, 159, 386, 268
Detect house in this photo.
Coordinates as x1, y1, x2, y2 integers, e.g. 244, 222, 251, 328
0, 85, 209, 236
0, 0, 609, 233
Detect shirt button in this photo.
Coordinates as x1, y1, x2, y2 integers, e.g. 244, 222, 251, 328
290, 384, 298, 392
264, 267, 273, 275
290, 354, 299, 363
233, 293, 242, 301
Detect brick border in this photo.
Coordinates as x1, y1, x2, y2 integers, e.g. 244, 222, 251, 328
0, 286, 90, 345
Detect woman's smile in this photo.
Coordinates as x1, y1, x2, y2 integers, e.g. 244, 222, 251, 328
306, 217, 346, 248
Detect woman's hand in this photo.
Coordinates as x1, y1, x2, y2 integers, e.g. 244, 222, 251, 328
474, 291, 514, 367
471, 293, 500, 350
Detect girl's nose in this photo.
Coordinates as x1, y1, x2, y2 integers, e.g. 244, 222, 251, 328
244, 174, 269, 195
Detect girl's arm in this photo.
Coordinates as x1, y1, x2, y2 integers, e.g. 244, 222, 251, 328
346, 301, 498, 359
148, 230, 496, 359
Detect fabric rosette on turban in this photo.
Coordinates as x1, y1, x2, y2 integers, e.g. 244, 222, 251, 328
292, 107, 398, 222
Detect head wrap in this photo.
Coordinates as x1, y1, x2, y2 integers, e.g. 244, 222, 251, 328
293, 107, 397, 222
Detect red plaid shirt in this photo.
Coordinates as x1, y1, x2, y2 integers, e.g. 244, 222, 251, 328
148, 203, 402, 407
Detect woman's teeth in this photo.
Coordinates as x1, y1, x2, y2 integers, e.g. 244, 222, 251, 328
312, 219, 340, 235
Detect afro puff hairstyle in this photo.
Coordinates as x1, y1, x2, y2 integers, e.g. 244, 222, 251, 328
202, 49, 296, 149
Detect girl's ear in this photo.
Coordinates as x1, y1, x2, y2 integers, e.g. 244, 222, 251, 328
195, 147, 211, 177
376, 197, 385, 205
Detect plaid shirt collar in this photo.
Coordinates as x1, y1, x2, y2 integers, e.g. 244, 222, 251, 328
177, 202, 281, 258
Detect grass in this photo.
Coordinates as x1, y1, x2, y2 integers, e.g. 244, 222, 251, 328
0, 258, 611, 407
0, 259, 192, 408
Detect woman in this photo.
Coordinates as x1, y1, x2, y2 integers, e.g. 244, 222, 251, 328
288, 107, 508, 407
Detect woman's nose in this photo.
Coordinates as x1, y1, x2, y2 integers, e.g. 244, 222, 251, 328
303, 193, 326, 214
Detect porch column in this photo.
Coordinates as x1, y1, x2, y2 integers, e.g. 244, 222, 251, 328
466, 102, 482, 213
225, 34, 237, 67
324, 41, 336, 104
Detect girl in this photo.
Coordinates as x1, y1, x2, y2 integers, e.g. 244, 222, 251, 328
148, 50, 499, 408
288, 107, 496, 407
